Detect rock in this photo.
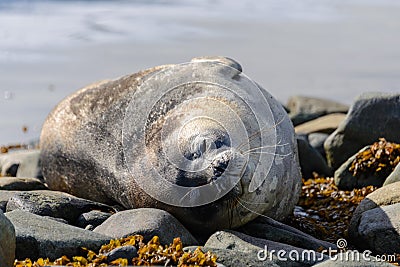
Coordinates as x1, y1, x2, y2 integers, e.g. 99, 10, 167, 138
184, 246, 280, 267
0, 149, 42, 178
103, 246, 138, 264
324, 93, 400, 169
238, 216, 336, 251
0, 190, 19, 212
355, 203, 400, 254
295, 113, 346, 135
313, 252, 394, 266
334, 146, 385, 190
383, 162, 400, 186
297, 137, 332, 178
349, 181, 400, 254
308, 133, 329, 158
6, 190, 115, 224
0, 177, 47, 191
205, 230, 327, 266
76, 210, 111, 229
5, 210, 111, 260
287, 96, 348, 126
94, 208, 198, 246
0, 210, 15, 267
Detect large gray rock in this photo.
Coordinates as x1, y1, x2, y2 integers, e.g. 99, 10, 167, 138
6, 190, 115, 224
287, 96, 348, 126
238, 216, 336, 251
0, 210, 15, 267
0, 149, 42, 178
383, 162, 400, 186
297, 137, 332, 178
0, 177, 47, 191
94, 208, 198, 246
349, 181, 400, 254
205, 230, 327, 266
324, 93, 400, 169
334, 146, 385, 190
5, 210, 111, 260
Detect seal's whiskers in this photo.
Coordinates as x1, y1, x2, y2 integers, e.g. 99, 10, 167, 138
236, 115, 286, 151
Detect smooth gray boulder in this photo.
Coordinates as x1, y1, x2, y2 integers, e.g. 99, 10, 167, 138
238, 216, 336, 251
6, 190, 115, 224
324, 93, 400, 169
94, 208, 198, 246
5, 210, 111, 260
349, 181, 400, 254
0, 149, 42, 178
297, 137, 332, 178
205, 230, 327, 266
0, 177, 47, 191
334, 146, 385, 190
383, 162, 400, 186
0, 210, 15, 267
103, 245, 138, 264
287, 96, 348, 126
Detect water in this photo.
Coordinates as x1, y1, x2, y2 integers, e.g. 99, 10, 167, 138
1, 0, 399, 145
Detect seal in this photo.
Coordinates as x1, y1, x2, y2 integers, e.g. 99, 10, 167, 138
40, 56, 301, 234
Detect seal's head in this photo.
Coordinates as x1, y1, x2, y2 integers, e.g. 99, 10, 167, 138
121, 57, 301, 234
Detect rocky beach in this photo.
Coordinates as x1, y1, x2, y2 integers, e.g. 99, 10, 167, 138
1, 82, 399, 266
1, 1, 400, 266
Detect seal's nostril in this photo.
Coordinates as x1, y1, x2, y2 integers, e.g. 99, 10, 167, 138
212, 155, 230, 178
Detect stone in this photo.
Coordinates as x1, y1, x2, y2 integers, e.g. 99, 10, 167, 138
287, 96, 348, 126
324, 93, 400, 170
297, 137, 332, 178
0, 149, 42, 178
308, 133, 329, 158
356, 203, 400, 254
0, 190, 19, 212
184, 246, 280, 267
313, 252, 394, 266
205, 230, 327, 266
103, 246, 138, 264
76, 210, 111, 229
5, 210, 111, 260
0, 210, 15, 267
383, 162, 400, 186
334, 146, 385, 190
6, 190, 115, 224
295, 113, 346, 135
94, 208, 198, 246
238, 216, 336, 251
0, 177, 47, 191
349, 181, 400, 254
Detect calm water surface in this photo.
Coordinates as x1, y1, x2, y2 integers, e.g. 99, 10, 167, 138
1, 0, 400, 144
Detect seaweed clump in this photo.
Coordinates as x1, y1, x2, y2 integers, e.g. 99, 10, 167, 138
349, 138, 400, 179
286, 177, 377, 243
14, 235, 217, 267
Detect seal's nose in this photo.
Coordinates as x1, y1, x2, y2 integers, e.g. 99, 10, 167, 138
211, 151, 232, 179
